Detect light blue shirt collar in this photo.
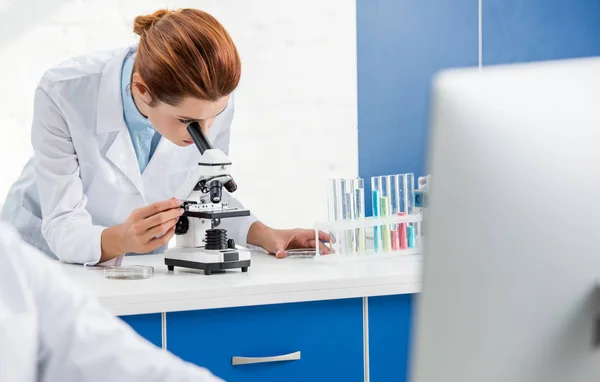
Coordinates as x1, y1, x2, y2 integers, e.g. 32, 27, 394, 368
120, 50, 161, 172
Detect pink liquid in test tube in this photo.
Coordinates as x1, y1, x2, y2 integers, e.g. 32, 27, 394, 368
391, 230, 400, 250
398, 212, 408, 249
389, 174, 401, 251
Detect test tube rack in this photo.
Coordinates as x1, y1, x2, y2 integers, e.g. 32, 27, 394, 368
313, 213, 423, 263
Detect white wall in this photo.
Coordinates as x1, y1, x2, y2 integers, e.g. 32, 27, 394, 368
0, 0, 357, 229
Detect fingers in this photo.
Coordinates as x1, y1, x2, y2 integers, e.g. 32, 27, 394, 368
329, 233, 336, 244
318, 240, 331, 254
270, 229, 333, 259
133, 198, 182, 220
317, 230, 331, 243
296, 230, 332, 245
146, 226, 176, 252
145, 217, 179, 240
144, 207, 184, 230
275, 241, 329, 258
306, 239, 331, 254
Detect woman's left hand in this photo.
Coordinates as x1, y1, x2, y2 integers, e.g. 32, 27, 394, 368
247, 222, 331, 258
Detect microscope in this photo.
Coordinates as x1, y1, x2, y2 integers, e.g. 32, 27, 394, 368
164, 122, 251, 275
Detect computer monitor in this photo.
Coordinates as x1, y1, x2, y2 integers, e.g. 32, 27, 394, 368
411, 57, 600, 382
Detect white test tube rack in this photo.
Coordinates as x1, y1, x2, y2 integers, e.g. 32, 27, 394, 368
313, 213, 423, 263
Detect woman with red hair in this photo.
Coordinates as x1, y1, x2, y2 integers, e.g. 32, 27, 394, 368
1, 8, 329, 265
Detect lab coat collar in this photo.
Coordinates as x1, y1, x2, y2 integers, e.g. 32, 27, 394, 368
96, 46, 132, 135
96, 46, 146, 196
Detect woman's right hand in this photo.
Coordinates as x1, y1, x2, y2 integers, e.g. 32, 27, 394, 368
100, 198, 184, 262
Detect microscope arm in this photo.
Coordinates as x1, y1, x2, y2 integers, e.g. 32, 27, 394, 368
173, 166, 207, 202
174, 122, 237, 201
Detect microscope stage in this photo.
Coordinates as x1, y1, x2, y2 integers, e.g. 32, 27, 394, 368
182, 209, 250, 219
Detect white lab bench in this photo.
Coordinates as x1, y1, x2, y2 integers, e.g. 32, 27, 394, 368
61, 252, 422, 382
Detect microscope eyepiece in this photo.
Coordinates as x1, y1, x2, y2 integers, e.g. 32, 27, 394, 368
209, 180, 222, 203
187, 122, 213, 154
224, 179, 237, 193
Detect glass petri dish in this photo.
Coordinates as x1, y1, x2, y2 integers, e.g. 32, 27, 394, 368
285, 249, 317, 258
104, 265, 154, 280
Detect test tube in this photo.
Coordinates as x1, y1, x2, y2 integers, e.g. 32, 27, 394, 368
341, 178, 357, 254
407, 225, 416, 248
389, 175, 401, 250
371, 176, 382, 252
405, 173, 416, 248
354, 178, 367, 253
326, 178, 343, 255
380, 176, 392, 252
395, 174, 408, 249
414, 175, 429, 245
326, 178, 362, 255
326, 178, 343, 222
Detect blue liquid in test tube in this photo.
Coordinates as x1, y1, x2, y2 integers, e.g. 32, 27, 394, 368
407, 225, 415, 248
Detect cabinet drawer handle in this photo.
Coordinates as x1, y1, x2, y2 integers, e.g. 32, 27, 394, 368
232, 351, 301, 366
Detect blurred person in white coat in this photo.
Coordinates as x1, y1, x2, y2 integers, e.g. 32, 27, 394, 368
0, 221, 222, 382
0, 8, 329, 266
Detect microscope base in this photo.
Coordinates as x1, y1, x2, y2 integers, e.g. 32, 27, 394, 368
164, 247, 251, 275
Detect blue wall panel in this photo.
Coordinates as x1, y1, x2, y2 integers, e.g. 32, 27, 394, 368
357, 0, 478, 214
483, 0, 600, 65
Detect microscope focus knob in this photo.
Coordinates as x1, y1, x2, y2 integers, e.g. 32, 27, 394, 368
224, 179, 237, 193
227, 238, 236, 249
175, 216, 189, 235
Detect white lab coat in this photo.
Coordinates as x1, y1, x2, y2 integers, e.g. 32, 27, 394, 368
0, 222, 223, 382
0, 46, 257, 265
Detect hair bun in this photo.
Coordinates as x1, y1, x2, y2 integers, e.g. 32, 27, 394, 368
133, 9, 171, 36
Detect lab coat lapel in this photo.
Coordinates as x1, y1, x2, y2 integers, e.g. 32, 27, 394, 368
142, 138, 188, 180
105, 129, 145, 195
96, 46, 145, 196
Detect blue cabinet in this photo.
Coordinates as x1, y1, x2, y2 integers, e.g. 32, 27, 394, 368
120, 313, 162, 348
368, 294, 414, 382
167, 298, 364, 382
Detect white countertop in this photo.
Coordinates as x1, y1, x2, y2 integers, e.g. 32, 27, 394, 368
61, 252, 422, 316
